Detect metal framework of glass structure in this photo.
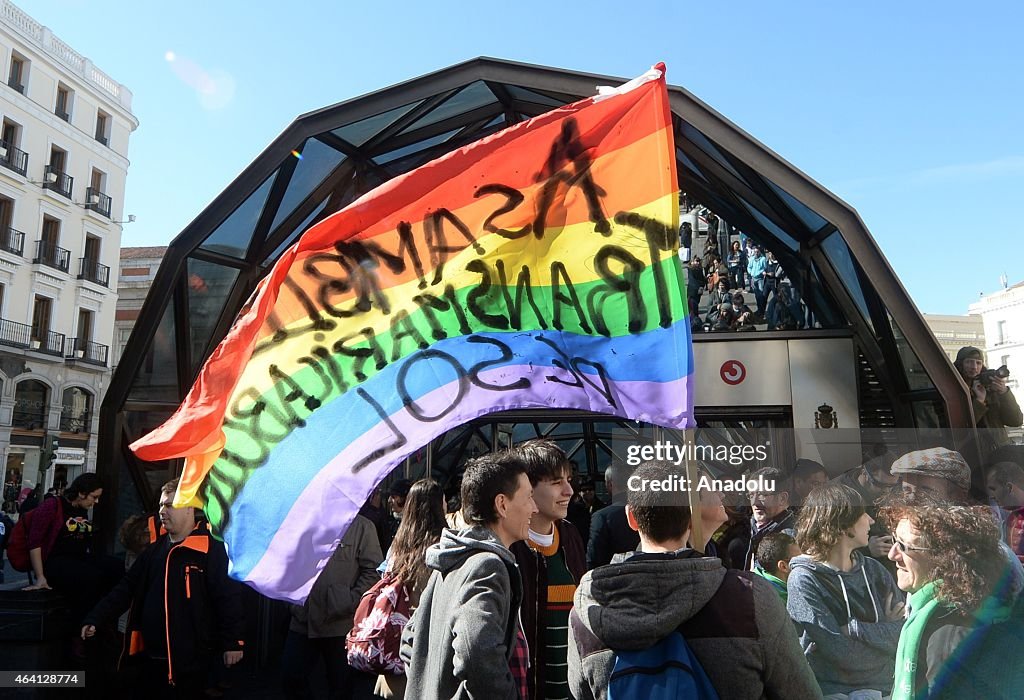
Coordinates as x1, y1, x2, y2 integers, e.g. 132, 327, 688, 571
98, 58, 972, 538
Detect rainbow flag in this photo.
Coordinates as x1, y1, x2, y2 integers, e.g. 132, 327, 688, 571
131, 64, 693, 601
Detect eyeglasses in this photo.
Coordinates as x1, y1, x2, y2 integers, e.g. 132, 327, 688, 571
891, 537, 931, 554
747, 492, 781, 502
862, 466, 898, 490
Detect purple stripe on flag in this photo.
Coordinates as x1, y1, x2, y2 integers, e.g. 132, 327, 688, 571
236, 365, 694, 600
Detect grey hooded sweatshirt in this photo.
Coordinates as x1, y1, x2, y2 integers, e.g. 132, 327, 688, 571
400, 526, 523, 700
567, 549, 822, 700
786, 552, 904, 696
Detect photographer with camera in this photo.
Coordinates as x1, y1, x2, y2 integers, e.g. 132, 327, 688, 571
955, 346, 1022, 447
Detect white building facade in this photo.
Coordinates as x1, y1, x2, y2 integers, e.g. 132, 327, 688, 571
0, 0, 137, 514
922, 313, 986, 364
968, 280, 1024, 442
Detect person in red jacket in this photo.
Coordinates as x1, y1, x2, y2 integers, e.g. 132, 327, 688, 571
81, 479, 245, 697
23, 472, 122, 626
509, 439, 587, 700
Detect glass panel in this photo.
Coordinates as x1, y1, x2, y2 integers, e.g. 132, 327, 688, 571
128, 299, 179, 403
269, 138, 347, 232
679, 150, 711, 184
912, 400, 944, 429
60, 387, 92, 433
808, 261, 848, 329
187, 258, 241, 376
690, 419, 785, 478
429, 424, 493, 490
123, 409, 180, 496
765, 178, 829, 233
821, 232, 874, 333
398, 81, 496, 135
263, 196, 330, 267
888, 312, 936, 391
680, 122, 748, 184
13, 380, 48, 429
483, 114, 506, 129
737, 196, 799, 251
331, 100, 423, 147
504, 84, 568, 107
375, 127, 462, 165
199, 174, 275, 259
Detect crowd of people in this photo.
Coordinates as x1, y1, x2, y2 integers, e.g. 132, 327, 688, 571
396, 440, 1024, 700
682, 217, 806, 333
5, 430, 1024, 699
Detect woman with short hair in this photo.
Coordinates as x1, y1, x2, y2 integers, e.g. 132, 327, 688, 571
788, 483, 905, 698
880, 496, 1024, 699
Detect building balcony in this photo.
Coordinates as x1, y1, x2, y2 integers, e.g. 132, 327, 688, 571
7, 78, 24, 94
0, 140, 28, 176
0, 317, 65, 356
65, 337, 108, 367
42, 164, 73, 199
55, 107, 70, 122
0, 227, 25, 256
85, 187, 112, 218
95, 133, 109, 147
34, 240, 71, 273
77, 257, 110, 287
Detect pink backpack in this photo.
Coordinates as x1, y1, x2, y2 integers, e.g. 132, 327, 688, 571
345, 573, 412, 675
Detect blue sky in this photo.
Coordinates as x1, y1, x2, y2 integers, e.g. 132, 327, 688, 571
21, 0, 1024, 314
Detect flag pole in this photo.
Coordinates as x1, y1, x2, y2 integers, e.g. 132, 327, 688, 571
683, 429, 704, 553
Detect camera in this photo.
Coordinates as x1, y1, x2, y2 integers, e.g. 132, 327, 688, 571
977, 365, 1010, 387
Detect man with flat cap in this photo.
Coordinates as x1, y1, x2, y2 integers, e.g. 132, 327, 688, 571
891, 447, 973, 504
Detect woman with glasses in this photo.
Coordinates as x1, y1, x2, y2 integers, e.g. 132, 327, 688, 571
879, 495, 1024, 700
788, 483, 905, 699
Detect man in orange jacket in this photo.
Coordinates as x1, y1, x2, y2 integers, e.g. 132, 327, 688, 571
81, 479, 244, 697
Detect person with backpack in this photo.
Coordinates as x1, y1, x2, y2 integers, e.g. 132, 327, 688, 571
400, 452, 538, 699
284, 512, 382, 699
18, 473, 122, 625
567, 460, 821, 700
350, 479, 446, 699
509, 439, 587, 700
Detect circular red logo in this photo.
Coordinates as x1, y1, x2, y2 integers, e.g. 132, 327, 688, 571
720, 360, 746, 385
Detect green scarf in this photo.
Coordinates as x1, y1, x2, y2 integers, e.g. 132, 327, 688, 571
893, 578, 1013, 700
893, 581, 943, 700
752, 564, 788, 603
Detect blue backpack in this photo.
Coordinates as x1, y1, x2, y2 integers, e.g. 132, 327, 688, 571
607, 631, 719, 700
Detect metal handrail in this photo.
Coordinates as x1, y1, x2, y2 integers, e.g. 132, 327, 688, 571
0, 227, 25, 256
0, 139, 28, 176
65, 336, 108, 366
85, 187, 112, 218
43, 164, 73, 198
77, 257, 110, 286
34, 239, 71, 272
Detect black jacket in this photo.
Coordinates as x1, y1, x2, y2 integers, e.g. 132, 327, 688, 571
511, 520, 587, 700
587, 502, 640, 569
84, 522, 245, 683
743, 509, 797, 570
